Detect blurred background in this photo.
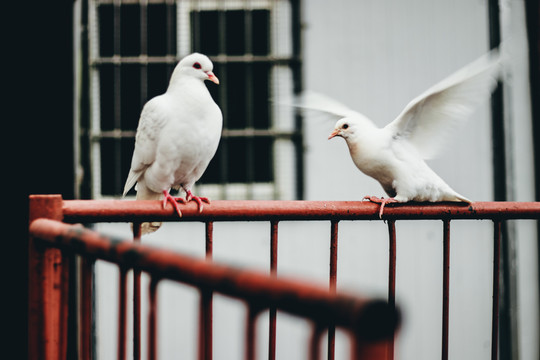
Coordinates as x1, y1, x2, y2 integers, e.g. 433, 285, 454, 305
14, 0, 539, 359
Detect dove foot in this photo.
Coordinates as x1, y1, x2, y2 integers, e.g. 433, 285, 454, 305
185, 190, 210, 213
162, 190, 185, 217
363, 196, 398, 219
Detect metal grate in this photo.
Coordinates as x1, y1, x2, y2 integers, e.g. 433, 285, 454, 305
28, 196, 404, 360
28, 195, 540, 359
81, 0, 303, 200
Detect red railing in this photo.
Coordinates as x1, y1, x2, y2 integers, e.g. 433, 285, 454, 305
28, 195, 540, 360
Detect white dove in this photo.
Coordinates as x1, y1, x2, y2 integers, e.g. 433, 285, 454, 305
302, 49, 501, 218
123, 53, 222, 233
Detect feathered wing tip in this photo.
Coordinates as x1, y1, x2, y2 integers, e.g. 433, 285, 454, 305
442, 191, 472, 204
428, 46, 502, 95
387, 47, 503, 160
275, 90, 363, 120
123, 169, 140, 197
454, 193, 473, 204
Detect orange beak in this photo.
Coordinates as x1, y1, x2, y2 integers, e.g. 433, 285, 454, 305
206, 71, 220, 85
328, 129, 340, 140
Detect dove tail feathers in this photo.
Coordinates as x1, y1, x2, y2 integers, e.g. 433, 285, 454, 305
123, 170, 142, 197
446, 192, 472, 204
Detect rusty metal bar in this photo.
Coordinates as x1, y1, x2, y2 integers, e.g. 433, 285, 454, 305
352, 335, 389, 360
328, 220, 339, 360
148, 278, 158, 360
269, 220, 279, 360
62, 200, 540, 223
199, 222, 214, 360
442, 220, 451, 360
492, 221, 501, 360
309, 326, 324, 360
132, 223, 142, 360
29, 218, 400, 341
245, 307, 258, 360
387, 220, 397, 360
28, 195, 69, 360
118, 267, 128, 360
80, 258, 93, 360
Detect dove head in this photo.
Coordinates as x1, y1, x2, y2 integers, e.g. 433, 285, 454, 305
328, 117, 359, 140
171, 53, 220, 85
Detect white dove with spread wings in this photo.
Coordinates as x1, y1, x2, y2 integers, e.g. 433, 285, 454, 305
298, 49, 501, 217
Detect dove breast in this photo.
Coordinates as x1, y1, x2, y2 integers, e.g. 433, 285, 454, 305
141, 79, 222, 194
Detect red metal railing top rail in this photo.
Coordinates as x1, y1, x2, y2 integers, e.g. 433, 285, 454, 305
61, 199, 540, 222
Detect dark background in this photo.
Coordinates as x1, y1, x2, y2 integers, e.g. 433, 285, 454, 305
8, 1, 75, 358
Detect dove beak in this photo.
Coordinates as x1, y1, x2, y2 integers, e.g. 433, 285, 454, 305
328, 129, 340, 140
206, 71, 220, 85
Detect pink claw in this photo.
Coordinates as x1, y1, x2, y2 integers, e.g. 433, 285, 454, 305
363, 196, 398, 219
162, 190, 185, 217
185, 190, 210, 213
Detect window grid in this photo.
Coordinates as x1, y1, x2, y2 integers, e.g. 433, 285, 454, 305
82, 0, 303, 201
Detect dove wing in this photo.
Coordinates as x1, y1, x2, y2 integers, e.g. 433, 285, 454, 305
292, 90, 364, 118
123, 96, 168, 196
385, 48, 501, 159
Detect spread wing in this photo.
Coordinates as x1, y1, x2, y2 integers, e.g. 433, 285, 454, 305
290, 90, 365, 119
385, 48, 501, 159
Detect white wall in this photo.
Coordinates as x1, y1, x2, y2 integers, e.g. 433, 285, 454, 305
302, 0, 538, 359
92, 1, 538, 359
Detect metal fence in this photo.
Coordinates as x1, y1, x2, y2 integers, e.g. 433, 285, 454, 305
28, 195, 540, 359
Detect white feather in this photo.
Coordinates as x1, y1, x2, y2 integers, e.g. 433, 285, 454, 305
386, 48, 501, 159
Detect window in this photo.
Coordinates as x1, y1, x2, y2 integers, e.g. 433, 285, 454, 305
78, 0, 303, 200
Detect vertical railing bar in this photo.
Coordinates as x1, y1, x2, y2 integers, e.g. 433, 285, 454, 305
148, 277, 159, 360
132, 222, 142, 360
387, 220, 397, 360
328, 220, 339, 360
80, 257, 94, 360
245, 306, 258, 360
492, 220, 501, 360
198, 222, 214, 360
309, 325, 324, 360
442, 219, 451, 360
59, 251, 71, 360
269, 220, 279, 360
206, 221, 214, 260
118, 267, 128, 360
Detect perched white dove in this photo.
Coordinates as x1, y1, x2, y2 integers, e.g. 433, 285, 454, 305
123, 53, 222, 233
300, 49, 501, 218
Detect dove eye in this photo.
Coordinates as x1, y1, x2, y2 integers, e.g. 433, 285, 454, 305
193, 62, 202, 69
342, 124, 349, 129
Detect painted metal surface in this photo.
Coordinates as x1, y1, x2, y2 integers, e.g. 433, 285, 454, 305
29, 196, 401, 359
28, 195, 540, 359
62, 199, 540, 222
